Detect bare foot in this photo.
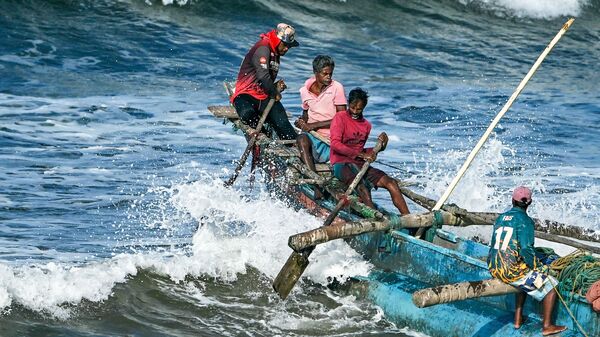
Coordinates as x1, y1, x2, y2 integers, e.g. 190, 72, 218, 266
514, 315, 526, 329
542, 325, 567, 336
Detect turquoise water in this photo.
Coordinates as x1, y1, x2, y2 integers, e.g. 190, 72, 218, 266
0, 0, 598, 336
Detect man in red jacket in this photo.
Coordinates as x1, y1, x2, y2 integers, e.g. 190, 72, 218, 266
231, 23, 299, 140
330, 88, 410, 215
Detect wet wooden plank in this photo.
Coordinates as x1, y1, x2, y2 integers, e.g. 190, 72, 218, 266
208, 105, 239, 119
208, 105, 293, 119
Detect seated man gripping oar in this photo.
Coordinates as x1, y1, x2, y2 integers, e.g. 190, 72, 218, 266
273, 88, 408, 299
272, 132, 386, 299
330, 88, 410, 216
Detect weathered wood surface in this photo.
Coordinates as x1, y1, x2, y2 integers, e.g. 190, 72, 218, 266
534, 231, 600, 255
288, 211, 467, 252
208, 105, 293, 119
399, 187, 600, 244
412, 278, 519, 308
398, 185, 489, 225
208, 105, 239, 119
287, 178, 327, 186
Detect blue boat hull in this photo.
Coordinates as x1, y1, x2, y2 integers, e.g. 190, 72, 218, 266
212, 98, 598, 337
347, 229, 598, 337
267, 162, 597, 336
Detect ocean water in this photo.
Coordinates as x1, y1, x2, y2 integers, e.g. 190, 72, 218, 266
0, 0, 598, 336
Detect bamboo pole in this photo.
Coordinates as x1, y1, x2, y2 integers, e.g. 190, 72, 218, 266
534, 231, 600, 255
429, 18, 575, 213
412, 279, 519, 308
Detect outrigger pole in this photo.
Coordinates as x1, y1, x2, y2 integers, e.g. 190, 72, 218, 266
416, 18, 575, 237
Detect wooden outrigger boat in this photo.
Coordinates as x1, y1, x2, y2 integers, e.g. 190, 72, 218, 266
209, 82, 599, 337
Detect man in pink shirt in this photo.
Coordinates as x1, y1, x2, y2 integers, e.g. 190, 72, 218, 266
330, 88, 410, 215
295, 55, 347, 173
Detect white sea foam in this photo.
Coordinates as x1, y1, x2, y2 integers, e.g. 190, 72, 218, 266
422, 138, 511, 212
0, 256, 138, 318
267, 290, 426, 336
418, 137, 599, 230
62, 56, 101, 71
457, 0, 589, 19
158, 0, 190, 6
533, 184, 600, 230
171, 176, 372, 284
0, 175, 372, 318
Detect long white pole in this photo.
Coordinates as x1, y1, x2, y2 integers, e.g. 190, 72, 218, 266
432, 18, 575, 211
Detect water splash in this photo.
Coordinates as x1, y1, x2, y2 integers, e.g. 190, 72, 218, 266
457, 0, 589, 19
0, 175, 373, 318
172, 175, 372, 284
420, 138, 512, 212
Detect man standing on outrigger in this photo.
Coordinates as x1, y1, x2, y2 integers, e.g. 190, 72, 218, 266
231, 23, 299, 140
488, 186, 567, 336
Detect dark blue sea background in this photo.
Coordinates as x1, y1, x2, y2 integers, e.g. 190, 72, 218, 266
0, 0, 598, 336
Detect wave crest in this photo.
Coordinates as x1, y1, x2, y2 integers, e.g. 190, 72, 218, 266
457, 0, 590, 19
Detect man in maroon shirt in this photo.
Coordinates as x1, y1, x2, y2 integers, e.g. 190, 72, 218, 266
330, 88, 410, 215
231, 23, 299, 140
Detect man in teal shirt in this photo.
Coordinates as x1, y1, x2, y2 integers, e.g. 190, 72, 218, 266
488, 186, 566, 336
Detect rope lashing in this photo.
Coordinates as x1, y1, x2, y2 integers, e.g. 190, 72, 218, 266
424, 210, 444, 242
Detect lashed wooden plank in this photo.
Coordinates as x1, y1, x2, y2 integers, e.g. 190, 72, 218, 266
208, 105, 293, 119
208, 105, 239, 119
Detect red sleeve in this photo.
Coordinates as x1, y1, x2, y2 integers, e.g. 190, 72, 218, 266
330, 114, 362, 159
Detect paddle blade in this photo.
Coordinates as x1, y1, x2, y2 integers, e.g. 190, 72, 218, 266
272, 250, 312, 299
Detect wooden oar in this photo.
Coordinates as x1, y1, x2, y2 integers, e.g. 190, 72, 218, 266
273, 135, 386, 299
224, 98, 275, 187
415, 18, 575, 238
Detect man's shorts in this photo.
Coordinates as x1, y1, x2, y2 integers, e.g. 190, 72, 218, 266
332, 163, 386, 190
510, 270, 558, 301
306, 132, 330, 163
